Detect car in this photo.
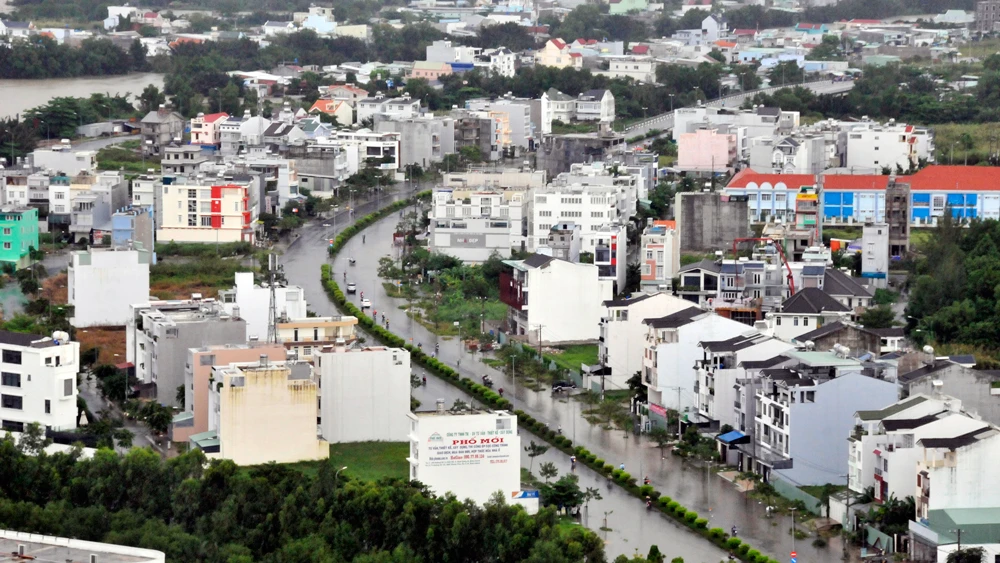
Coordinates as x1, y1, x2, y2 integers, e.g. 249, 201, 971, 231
360, 298, 371, 309
552, 380, 577, 392
346, 282, 357, 294
322, 223, 331, 227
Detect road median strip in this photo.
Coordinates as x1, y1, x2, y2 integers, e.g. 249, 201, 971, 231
319, 193, 783, 563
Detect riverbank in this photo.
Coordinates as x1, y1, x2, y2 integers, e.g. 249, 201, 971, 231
0, 72, 165, 118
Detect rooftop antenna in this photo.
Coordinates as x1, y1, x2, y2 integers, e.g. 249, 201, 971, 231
266, 253, 282, 344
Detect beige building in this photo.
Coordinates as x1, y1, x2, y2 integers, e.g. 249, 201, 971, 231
277, 316, 358, 361
157, 180, 257, 244
534, 38, 582, 69
195, 359, 328, 465
172, 343, 286, 444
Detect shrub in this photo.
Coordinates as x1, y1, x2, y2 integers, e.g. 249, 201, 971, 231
708, 527, 725, 540
684, 512, 698, 524
649, 490, 661, 501
745, 550, 760, 561
611, 469, 623, 480
658, 496, 673, 508
594, 458, 605, 467
812, 538, 827, 548
666, 501, 679, 512
639, 485, 653, 497
694, 517, 708, 529
725, 537, 741, 550
602, 464, 614, 474
737, 544, 750, 556
674, 507, 686, 518
617, 471, 631, 483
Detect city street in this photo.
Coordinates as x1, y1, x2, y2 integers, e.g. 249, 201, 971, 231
280, 200, 860, 563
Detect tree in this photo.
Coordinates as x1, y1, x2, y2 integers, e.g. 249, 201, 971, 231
539, 461, 558, 483
805, 35, 844, 61
139, 401, 174, 435
524, 440, 549, 473
16, 422, 51, 455
624, 263, 641, 295
583, 486, 602, 512
540, 474, 584, 509
129, 39, 148, 71
859, 305, 896, 330
769, 60, 804, 87
219, 82, 242, 115
19, 278, 39, 295
139, 85, 166, 114
648, 426, 673, 452
647, 545, 666, 563
947, 547, 985, 563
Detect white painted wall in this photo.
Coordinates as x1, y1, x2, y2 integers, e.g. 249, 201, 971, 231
601, 293, 696, 389
523, 259, 610, 343
0, 338, 79, 432
314, 346, 410, 443
68, 249, 151, 328
220, 272, 308, 341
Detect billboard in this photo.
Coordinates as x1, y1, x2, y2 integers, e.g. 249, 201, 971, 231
424, 426, 515, 468
449, 234, 487, 248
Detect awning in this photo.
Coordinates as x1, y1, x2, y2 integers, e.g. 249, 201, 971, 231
873, 449, 882, 456
717, 430, 751, 445
115, 362, 134, 370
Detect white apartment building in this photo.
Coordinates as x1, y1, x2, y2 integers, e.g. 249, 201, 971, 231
599, 293, 697, 390
581, 223, 627, 294
464, 98, 534, 149
672, 106, 800, 149
441, 168, 546, 191
551, 162, 641, 218
639, 220, 681, 293
596, 56, 658, 83
748, 135, 828, 175
276, 316, 358, 361
202, 360, 329, 465
474, 47, 516, 78
375, 115, 455, 168
156, 179, 257, 244
530, 184, 629, 252
68, 246, 151, 328
407, 405, 525, 508
313, 345, 410, 443
131, 174, 160, 211
218, 272, 308, 341
764, 287, 852, 341
0, 330, 80, 433
430, 187, 527, 262
30, 144, 97, 176
844, 121, 935, 172
500, 254, 610, 344
0, 530, 165, 563
356, 94, 422, 124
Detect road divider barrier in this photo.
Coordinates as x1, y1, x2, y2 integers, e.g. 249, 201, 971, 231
319, 192, 784, 563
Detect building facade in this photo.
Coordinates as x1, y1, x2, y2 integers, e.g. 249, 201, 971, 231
0, 330, 80, 433
157, 181, 256, 244
68, 247, 151, 328
218, 272, 308, 341
429, 188, 527, 262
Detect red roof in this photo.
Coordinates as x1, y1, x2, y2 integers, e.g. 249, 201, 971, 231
578, 39, 597, 45
550, 38, 566, 49
798, 23, 823, 29
569, 52, 582, 58
733, 29, 757, 35
143, 11, 158, 18
714, 40, 736, 48
310, 100, 343, 114
332, 84, 367, 95
899, 165, 1000, 191
631, 45, 649, 54
201, 112, 228, 123
822, 175, 889, 190
726, 169, 816, 189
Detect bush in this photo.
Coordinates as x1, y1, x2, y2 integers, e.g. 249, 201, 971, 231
725, 537, 741, 550
658, 497, 673, 508
617, 471, 631, 483
674, 507, 686, 518
745, 550, 760, 561
737, 544, 751, 556
709, 528, 725, 540
666, 501, 679, 512
684, 512, 698, 524
639, 485, 653, 497
611, 469, 623, 480
812, 538, 827, 548
602, 464, 614, 475
594, 458, 605, 467
694, 517, 708, 529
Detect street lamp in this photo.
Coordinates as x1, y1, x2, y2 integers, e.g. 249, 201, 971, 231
668, 94, 675, 112
335, 466, 348, 489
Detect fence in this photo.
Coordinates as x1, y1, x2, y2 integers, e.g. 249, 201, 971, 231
770, 475, 823, 515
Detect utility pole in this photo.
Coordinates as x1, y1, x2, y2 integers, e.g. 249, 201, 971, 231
790, 507, 797, 556
843, 474, 852, 561
952, 528, 963, 551
535, 325, 544, 358
266, 253, 280, 344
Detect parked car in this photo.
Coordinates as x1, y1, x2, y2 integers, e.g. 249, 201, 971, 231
346, 282, 357, 294
360, 298, 371, 309
552, 380, 577, 392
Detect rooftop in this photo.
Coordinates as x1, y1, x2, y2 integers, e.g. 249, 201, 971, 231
0, 530, 164, 563
857, 395, 929, 421
644, 307, 705, 329
603, 293, 654, 308
740, 354, 790, 369
824, 268, 873, 299
0, 329, 60, 349
780, 287, 850, 315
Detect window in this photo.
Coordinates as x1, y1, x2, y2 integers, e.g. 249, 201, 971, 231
199, 354, 216, 366
201, 217, 212, 226
199, 189, 211, 199
776, 317, 782, 326
535, 196, 547, 204
591, 211, 603, 218
54, 192, 64, 200
445, 207, 455, 217
64, 379, 73, 397
1, 373, 19, 387
2, 243, 9, 250
187, 189, 197, 199
2, 350, 21, 365
165, 328, 179, 338
748, 194, 757, 201
932, 196, 945, 209
646, 250, 653, 260
793, 317, 799, 326
201, 202, 212, 213
44, 399, 50, 414
761, 193, 772, 202
539, 211, 552, 217
1, 420, 23, 432
188, 214, 198, 227
1, 228, 8, 235
1, 394, 22, 410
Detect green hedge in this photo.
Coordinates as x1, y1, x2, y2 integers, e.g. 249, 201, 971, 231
318, 191, 776, 563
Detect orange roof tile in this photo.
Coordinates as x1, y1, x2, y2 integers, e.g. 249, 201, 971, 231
726, 169, 816, 189
822, 175, 888, 190
900, 165, 1000, 191
201, 112, 228, 123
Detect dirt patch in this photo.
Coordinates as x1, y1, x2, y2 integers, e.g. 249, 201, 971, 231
150, 280, 224, 300
41, 273, 68, 305
77, 327, 127, 366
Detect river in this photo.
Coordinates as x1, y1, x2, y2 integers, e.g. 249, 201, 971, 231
0, 73, 165, 118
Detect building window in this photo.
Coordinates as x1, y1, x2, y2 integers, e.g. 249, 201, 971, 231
187, 189, 197, 199
539, 211, 552, 217
44, 399, 50, 414
793, 317, 799, 326
188, 215, 198, 227
1, 228, 8, 235
1, 373, 19, 387
64, 379, 73, 397
1, 420, 23, 432
200, 354, 216, 366
201, 217, 212, 227
2, 243, 9, 250
1, 394, 23, 410
2, 350, 21, 365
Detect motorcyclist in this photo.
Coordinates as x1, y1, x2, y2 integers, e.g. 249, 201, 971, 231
422, 376, 426, 386
643, 476, 651, 486
498, 387, 504, 397
570, 455, 576, 470
645, 496, 652, 510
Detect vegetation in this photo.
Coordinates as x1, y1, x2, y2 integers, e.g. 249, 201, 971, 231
545, 345, 599, 373
149, 257, 245, 299
324, 441, 409, 482
0, 37, 147, 79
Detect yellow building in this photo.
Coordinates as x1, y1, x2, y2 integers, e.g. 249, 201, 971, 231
534, 38, 582, 69
277, 315, 358, 361
195, 359, 328, 465
157, 180, 256, 244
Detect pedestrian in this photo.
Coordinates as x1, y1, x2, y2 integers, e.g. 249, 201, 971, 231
570, 455, 576, 470
731, 526, 738, 537
498, 387, 503, 397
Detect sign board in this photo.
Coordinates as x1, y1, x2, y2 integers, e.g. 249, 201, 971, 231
649, 403, 667, 418
449, 234, 486, 248
790, 552, 796, 558
511, 490, 540, 499
424, 427, 515, 468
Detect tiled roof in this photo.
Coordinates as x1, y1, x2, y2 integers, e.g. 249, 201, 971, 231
856, 395, 928, 421
631, 45, 649, 54
201, 112, 228, 123
603, 293, 654, 307
792, 320, 848, 342
522, 253, 555, 268
644, 307, 703, 329
780, 288, 849, 315
726, 169, 816, 190
823, 174, 889, 190
919, 427, 999, 450
550, 38, 566, 49
898, 165, 1000, 192
679, 259, 720, 274
824, 268, 873, 299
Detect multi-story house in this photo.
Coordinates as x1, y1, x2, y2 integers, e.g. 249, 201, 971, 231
30, 144, 97, 176
676, 259, 722, 305
68, 246, 151, 328
599, 293, 697, 390
312, 344, 410, 443
534, 38, 582, 69
900, 357, 1000, 427
844, 121, 934, 172
218, 272, 308, 341
677, 127, 738, 174
595, 56, 657, 83
639, 221, 680, 294
747, 135, 827, 175
126, 298, 247, 407
766, 287, 851, 342
738, 349, 898, 484
161, 145, 208, 176
474, 47, 516, 78
499, 254, 610, 344
464, 96, 535, 150
0, 207, 39, 268
429, 187, 527, 262
575, 90, 615, 122
219, 116, 245, 156
356, 93, 422, 124
581, 223, 628, 294
375, 115, 455, 168
276, 316, 358, 361
140, 105, 185, 156
190, 112, 229, 148
673, 105, 799, 146
156, 178, 257, 244
0, 330, 80, 433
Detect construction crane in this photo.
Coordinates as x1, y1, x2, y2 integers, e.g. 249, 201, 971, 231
731, 237, 796, 296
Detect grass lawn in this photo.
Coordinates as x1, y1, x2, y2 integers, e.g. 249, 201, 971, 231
149, 256, 248, 299
328, 441, 410, 482
932, 122, 1000, 165
798, 484, 845, 499
544, 344, 598, 372
910, 228, 933, 250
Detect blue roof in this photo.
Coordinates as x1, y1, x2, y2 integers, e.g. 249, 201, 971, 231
717, 430, 749, 444
802, 265, 825, 276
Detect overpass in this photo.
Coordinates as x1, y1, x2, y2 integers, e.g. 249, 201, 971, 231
622, 79, 856, 139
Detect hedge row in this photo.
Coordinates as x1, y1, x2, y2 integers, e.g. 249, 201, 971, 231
319, 193, 781, 563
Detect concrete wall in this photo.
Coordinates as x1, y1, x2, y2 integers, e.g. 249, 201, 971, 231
535, 134, 625, 178
601, 294, 695, 389
315, 346, 410, 443
809, 326, 881, 357
675, 192, 750, 252
155, 318, 247, 408
69, 249, 151, 328
907, 364, 1000, 428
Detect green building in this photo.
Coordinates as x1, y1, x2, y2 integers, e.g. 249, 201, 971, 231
0, 207, 39, 268
608, 0, 648, 15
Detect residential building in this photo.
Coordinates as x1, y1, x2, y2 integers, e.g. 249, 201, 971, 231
976, 0, 1000, 32
375, 115, 455, 168
276, 316, 358, 361
218, 116, 245, 156
190, 112, 229, 148
530, 183, 627, 252
313, 344, 411, 443
161, 145, 208, 176
441, 168, 546, 191
766, 288, 851, 341
534, 38, 582, 69
581, 223, 628, 294
608, 0, 648, 15
426, 39, 480, 64
575, 90, 615, 123
540, 222, 582, 262
742, 349, 898, 483
356, 94, 422, 125
0, 530, 164, 563
861, 222, 890, 289
464, 97, 535, 149
791, 321, 881, 357
172, 343, 286, 444
262, 20, 295, 36
474, 47, 516, 78
140, 105, 185, 156
599, 293, 697, 390
641, 309, 750, 426
900, 358, 1000, 427
499, 254, 610, 344
409, 61, 453, 81
126, 298, 247, 407
677, 128, 737, 174
675, 259, 721, 306
156, 180, 257, 244
429, 187, 528, 262
535, 132, 627, 178
871, 327, 905, 353
308, 99, 354, 126
640, 220, 680, 293
199, 359, 329, 465
453, 111, 499, 162
218, 272, 308, 341
111, 207, 155, 253
747, 135, 827, 175
674, 191, 750, 252
68, 246, 151, 328
596, 56, 657, 83
845, 122, 935, 172
322, 83, 369, 103
30, 144, 97, 176
540, 88, 574, 132
0, 207, 39, 268
0, 20, 35, 39
673, 106, 799, 144
0, 330, 80, 433
407, 405, 524, 507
